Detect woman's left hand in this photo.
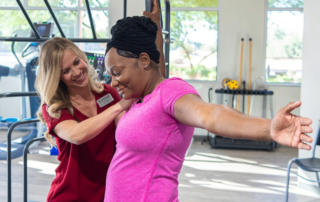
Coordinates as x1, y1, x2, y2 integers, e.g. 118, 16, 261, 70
270, 101, 313, 150
142, 0, 161, 26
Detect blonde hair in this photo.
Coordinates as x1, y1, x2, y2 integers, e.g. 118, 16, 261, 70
35, 37, 104, 147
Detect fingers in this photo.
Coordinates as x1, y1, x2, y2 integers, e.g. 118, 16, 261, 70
301, 125, 313, 134
300, 117, 313, 126
298, 142, 312, 150
284, 101, 302, 114
300, 133, 313, 143
153, 0, 159, 7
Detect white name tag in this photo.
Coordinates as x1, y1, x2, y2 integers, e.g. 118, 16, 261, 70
97, 93, 114, 108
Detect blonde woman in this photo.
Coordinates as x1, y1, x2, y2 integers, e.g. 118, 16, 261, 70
35, 6, 164, 202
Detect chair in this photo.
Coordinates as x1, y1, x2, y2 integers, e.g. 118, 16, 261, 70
285, 120, 320, 201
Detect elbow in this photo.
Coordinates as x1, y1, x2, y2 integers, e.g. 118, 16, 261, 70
69, 133, 86, 145
201, 104, 226, 132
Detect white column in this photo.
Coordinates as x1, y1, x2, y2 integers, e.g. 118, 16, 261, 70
299, 0, 320, 195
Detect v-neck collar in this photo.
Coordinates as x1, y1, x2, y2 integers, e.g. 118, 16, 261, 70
72, 90, 100, 119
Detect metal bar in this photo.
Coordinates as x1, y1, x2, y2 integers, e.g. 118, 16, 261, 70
84, 0, 97, 39
0, 37, 111, 43
16, 0, 41, 39
123, 0, 127, 18
7, 119, 40, 202
162, 30, 169, 35
164, 0, 171, 78
270, 95, 274, 118
23, 137, 46, 202
0, 92, 38, 98
0, 7, 110, 11
43, 0, 66, 38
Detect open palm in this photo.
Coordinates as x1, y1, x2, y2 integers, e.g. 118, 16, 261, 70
270, 101, 313, 150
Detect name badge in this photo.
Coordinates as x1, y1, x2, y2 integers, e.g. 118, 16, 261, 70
97, 93, 114, 108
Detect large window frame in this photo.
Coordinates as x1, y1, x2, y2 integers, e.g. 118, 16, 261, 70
0, 0, 108, 39
264, 0, 304, 86
170, 5, 220, 83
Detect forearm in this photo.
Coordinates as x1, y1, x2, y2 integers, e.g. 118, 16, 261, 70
70, 103, 122, 145
155, 22, 166, 77
203, 105, 272, 141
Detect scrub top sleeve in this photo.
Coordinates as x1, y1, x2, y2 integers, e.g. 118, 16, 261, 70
42, 104, 76, 137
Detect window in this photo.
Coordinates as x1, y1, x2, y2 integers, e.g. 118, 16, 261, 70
168, 0, 219, 81
265, 0, 304, 84
0, 0, 109, 63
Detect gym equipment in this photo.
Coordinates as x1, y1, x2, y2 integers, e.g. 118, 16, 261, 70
0, 22, 54, 161
0, 1, 171, 202
23, 136, 46, 202
212, 88, 276, 151
285, 120, 320, 202
84, 52, 112, 84
236, 38, 244, 111
247, 38, 252, 115
222, 78, 239, 90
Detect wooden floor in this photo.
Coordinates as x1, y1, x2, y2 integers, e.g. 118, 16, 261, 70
0, 131, 319, 202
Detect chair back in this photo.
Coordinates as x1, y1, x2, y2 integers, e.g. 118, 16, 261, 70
312, 120, 320, 158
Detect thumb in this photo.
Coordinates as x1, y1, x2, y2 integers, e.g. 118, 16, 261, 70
284, 101, 301, 114
142, 10, 152, 18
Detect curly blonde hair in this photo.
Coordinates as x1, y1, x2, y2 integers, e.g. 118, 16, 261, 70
35, 37, 104, 146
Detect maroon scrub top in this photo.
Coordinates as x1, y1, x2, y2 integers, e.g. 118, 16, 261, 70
42, 84, 121, 202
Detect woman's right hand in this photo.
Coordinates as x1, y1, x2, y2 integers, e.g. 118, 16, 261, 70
117, 98, 137, 111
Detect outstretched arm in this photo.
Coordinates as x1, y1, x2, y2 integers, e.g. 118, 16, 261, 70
143, 0, 166, 78
174, 94, 313, 150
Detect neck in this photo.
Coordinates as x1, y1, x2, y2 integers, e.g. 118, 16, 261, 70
68, 85, 93, 101
141, 69, 165, 101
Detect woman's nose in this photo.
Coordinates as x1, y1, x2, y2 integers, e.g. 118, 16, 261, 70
111, 77, 118, 88
71, 67, 81, 77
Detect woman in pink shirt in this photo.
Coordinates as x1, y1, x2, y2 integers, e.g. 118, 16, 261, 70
103, 8, 314, 202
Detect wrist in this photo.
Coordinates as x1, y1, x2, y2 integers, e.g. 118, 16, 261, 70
114, 102, 124, 114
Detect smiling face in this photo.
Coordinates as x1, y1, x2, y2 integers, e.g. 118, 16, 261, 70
60, 48, 89, 90
104, 48, 150, 100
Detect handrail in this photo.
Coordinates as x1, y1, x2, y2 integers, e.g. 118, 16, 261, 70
0, 92, 38, 98
23, 137, 46, 202
7, 119, 40, 202
0, 37, 111, 43
164, 0, 171, 78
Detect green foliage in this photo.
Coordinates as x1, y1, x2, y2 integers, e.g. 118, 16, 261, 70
26, 0, 109, 7
170, 10, 218, 81
285, 36, 302, 58
268, 74, 294, 83
171, 0, 219, 8
268, 0, 304, 8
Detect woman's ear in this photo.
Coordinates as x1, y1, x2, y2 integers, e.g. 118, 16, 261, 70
138, 52, 151, 69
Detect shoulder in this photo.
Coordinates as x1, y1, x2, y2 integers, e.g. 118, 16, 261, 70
41, 103, 71, 123
159, 77, 197, 92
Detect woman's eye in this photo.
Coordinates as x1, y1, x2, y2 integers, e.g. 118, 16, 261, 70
63, 69, 70, 74
74, 60, 80, 65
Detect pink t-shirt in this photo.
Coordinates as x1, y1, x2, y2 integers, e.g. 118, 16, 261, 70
104, 78, 200, 202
